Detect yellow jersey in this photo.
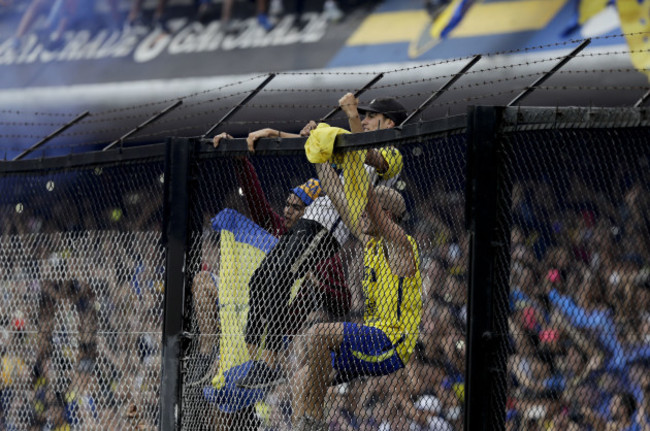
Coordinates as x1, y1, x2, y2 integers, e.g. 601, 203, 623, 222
362, 235, 422, 365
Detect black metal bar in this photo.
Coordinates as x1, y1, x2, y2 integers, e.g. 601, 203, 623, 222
508, 38, 591, 107
465, 106, 509, 431
1, 142, 166, 174
198, 113, 468, 154
399, 55, 481, 128
13, 111, 90, 161
634, 88, 650, 107
160, 137, 192, 431
319, 72, 385, 122
202, 73, 276, 138
103, 100, 183, 151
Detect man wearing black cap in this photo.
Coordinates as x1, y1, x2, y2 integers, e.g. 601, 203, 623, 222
338, 92, 408, 133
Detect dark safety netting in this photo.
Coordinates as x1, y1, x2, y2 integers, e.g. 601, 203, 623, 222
1, 106, 647, 431
0, 150, 166, 430
180, 120, 469, 431
493, 107, 650, 431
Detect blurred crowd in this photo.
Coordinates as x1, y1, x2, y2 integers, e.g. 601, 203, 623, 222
1, 150, 649, 431
3, 0, 377, 49
253, 171, 650, 430
0, 183, 165, 430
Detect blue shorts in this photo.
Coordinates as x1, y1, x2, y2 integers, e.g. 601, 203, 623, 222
330, 322, 404, 385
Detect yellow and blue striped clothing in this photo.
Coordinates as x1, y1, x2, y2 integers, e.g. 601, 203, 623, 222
362, 235, 422, 365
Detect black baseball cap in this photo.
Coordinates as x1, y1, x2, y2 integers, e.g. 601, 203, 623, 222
357, 98, 408, 126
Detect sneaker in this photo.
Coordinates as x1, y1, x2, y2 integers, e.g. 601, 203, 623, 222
154, 17, 171, 34
196, 3, 213, 24
234, 360, 286, 389
270, 0, 283, 17
257, 13, 273, 31
323, 0, 343, 22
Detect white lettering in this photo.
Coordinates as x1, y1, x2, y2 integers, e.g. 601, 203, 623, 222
0, 39, 16, 65
76, 30, 110, 60
0, 12, 327, 69
94, 30, 131, 58
195, 21, 224, 52
300, 13, 327, 43
22, 41, 44, 64
38, 44, 56, 63
58, 31, 91, 61
111, 31, 142, 58
134, 30, 172, 63
268, 16, 302, 46
168, 22, 203, 54
16, 35, 39, 64
222, 19, 266, 50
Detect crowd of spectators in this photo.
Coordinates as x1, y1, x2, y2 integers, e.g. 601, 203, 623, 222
250, 159, 650, 430
1, 145, 649, 431
0, 172, 166, 430
3, 0, 377, 49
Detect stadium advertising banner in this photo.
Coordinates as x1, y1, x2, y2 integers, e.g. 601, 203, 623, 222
1, 0, 648, 160
0, 7, 351, 88
0, 0, 641, 89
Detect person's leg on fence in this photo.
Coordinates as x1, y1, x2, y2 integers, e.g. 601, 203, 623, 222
187, 270, 221, 384
294, 321, 406, 429
14, 0, 49, 39
298, 322, 343, 425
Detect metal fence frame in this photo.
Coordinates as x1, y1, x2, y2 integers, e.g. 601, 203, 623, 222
1, 106, 648, 431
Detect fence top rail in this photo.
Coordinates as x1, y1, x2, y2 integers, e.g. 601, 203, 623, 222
196, 114, 468, 156
0, 142, 167, 175
0, 115, 468, 175
3, 106, 647, 175
498, 106, 650, 131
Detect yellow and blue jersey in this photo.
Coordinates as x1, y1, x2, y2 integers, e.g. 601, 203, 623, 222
362, 235, 422, 365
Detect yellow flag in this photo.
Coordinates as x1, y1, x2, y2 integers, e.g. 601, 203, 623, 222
618, 0, 650, 81
578, 0, 610, 25
305, 123, 369, 227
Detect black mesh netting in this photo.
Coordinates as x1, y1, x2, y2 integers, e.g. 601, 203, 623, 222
181, 133, 468, 431
0, 160, 165, 430
502, 127, 650, 430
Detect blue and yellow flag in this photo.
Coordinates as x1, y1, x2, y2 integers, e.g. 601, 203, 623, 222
617, 0, 650, 82
204, 209, 278, 412
431, 0, 475, 39
563, 0, 613, 36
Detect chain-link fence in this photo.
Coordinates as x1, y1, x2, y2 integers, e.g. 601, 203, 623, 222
179, 120, 468, 431
0, 149, 166, 430
0, 108, 648, 431
494, 108, 650, 431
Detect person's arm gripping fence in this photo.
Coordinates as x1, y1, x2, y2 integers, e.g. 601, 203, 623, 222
235, 157, 286, 236
339, 92, 363, 134
315, 161, 367, 244
214, 132, 286, 236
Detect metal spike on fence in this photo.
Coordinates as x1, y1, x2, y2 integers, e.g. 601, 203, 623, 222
103, 100, 183, 152
319, 72, 385, 122
202, 73, 277, 139
633, 88, 650, 108
508, 38, 591, 107
13, 111, 90, 161
397, 55, 482, 129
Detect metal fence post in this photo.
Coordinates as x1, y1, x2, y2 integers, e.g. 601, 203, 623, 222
160, 137, 193, 430
465, 106, 510, 431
